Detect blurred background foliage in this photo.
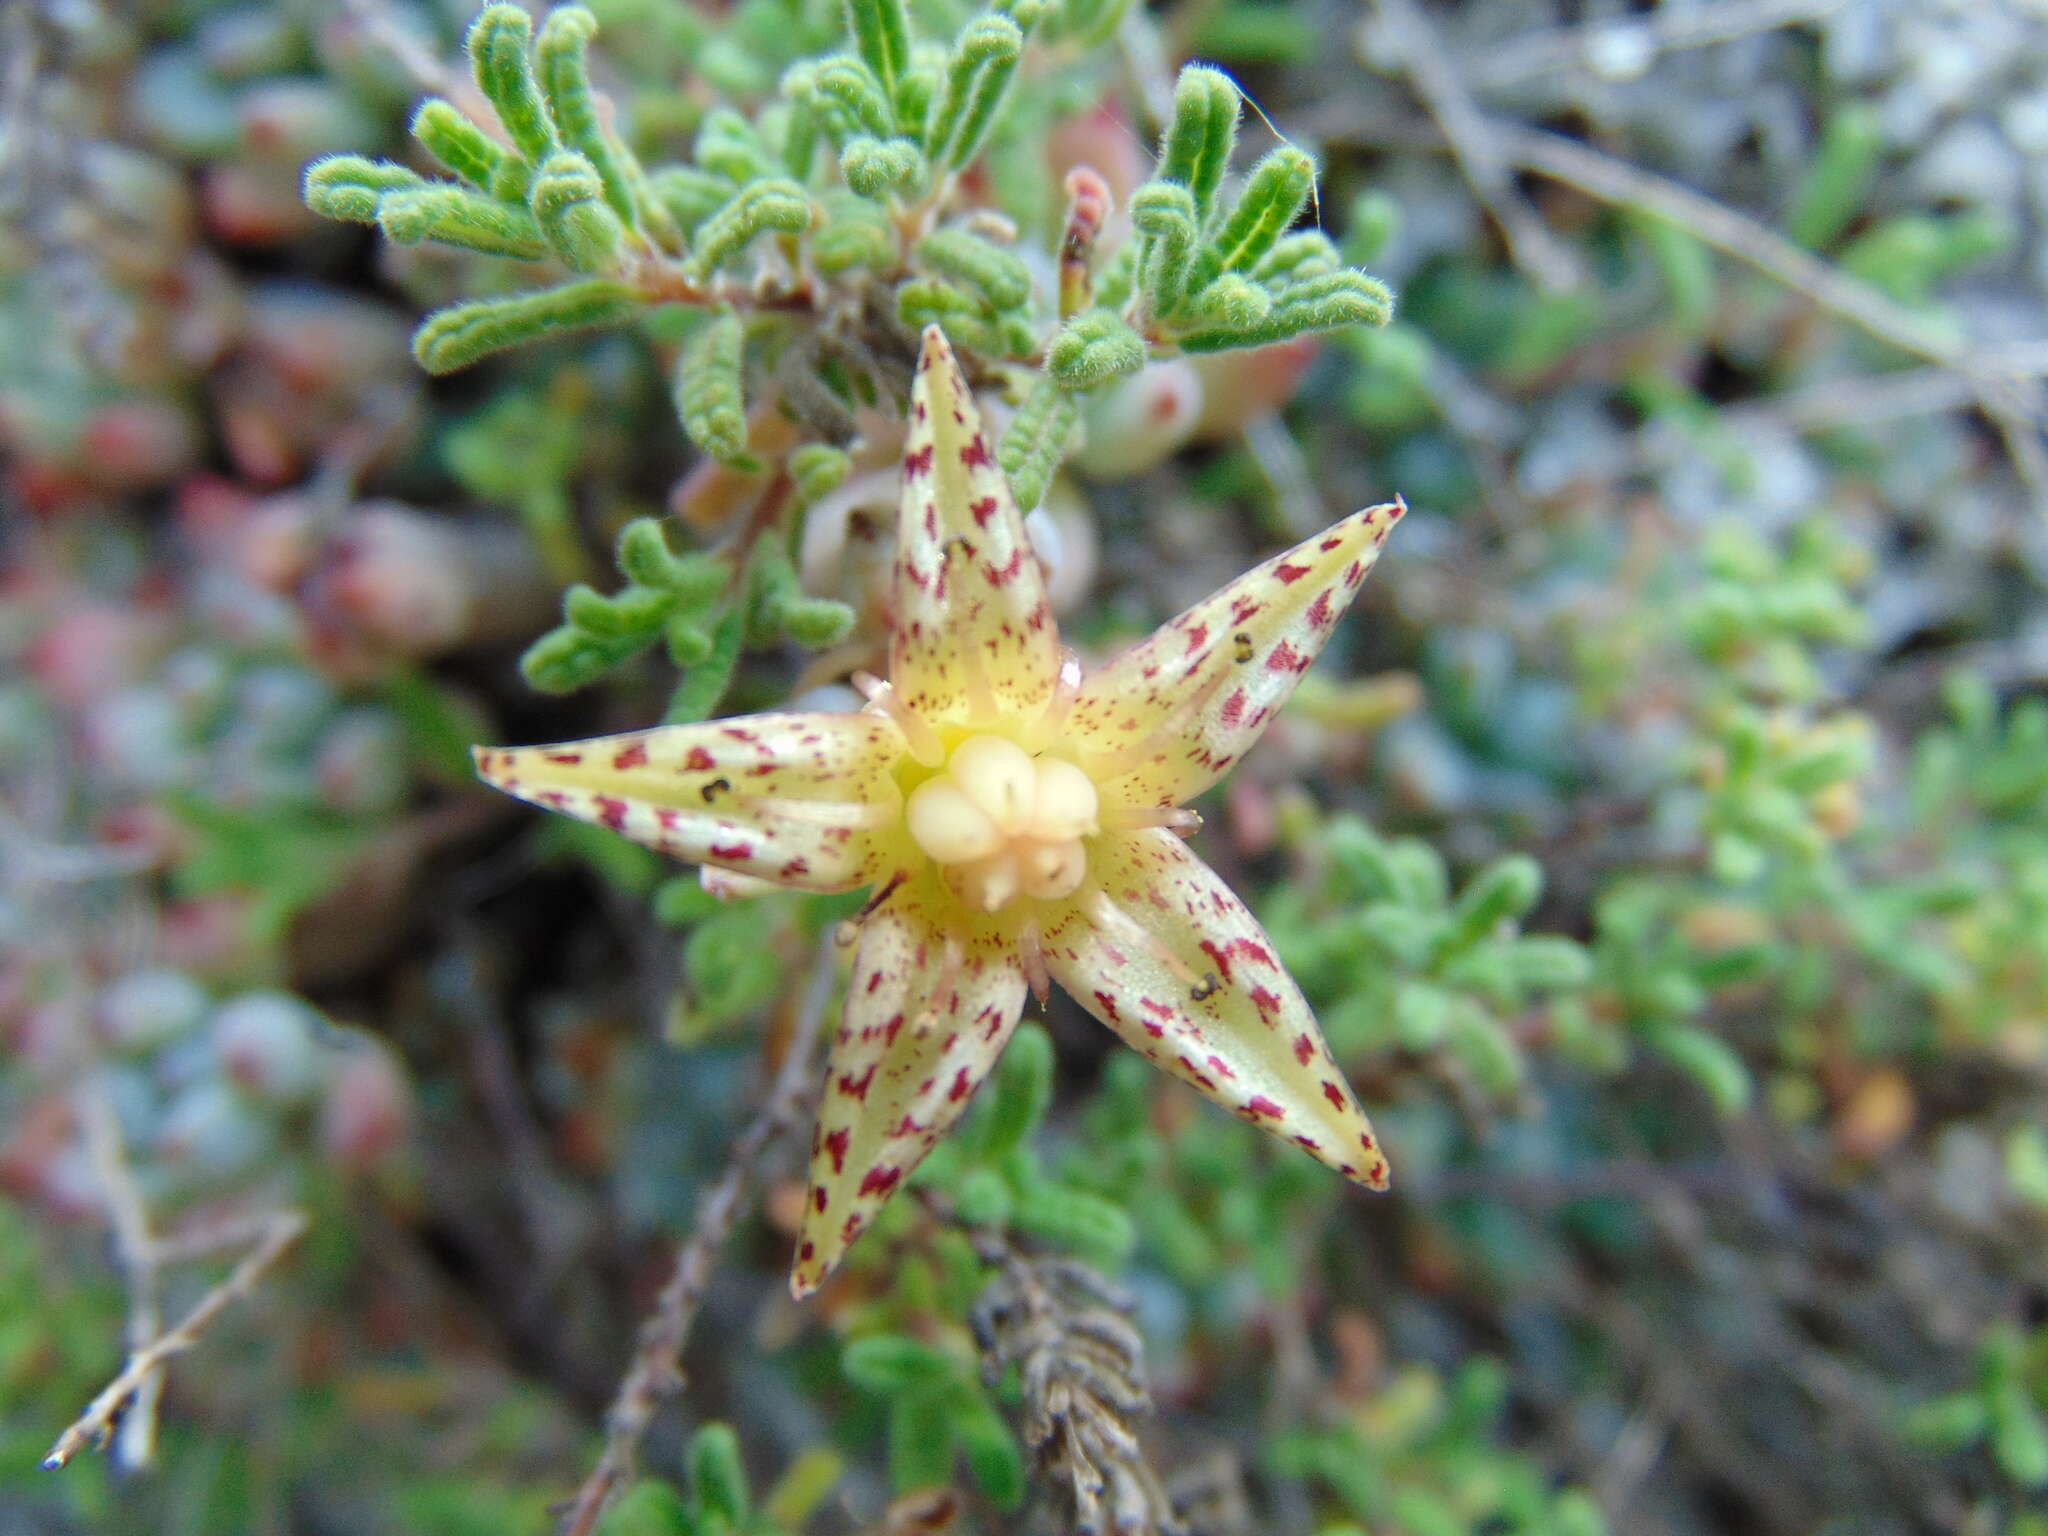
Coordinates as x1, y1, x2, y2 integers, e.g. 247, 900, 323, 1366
4, 0, 2048, 1532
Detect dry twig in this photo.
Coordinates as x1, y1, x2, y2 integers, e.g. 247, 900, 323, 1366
554, 932, 837, 1536
1466, 0, 1851, 92
44, 1209, 310, 1471
1365, 0, 1580, 293
972, 1248, 1180, 1536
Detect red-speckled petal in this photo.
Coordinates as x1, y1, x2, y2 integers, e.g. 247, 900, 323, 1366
1042, 828, 1389, 1190
1066, 500, 1404, 807
792, 873, 1026, 1297
472, 710, 907, 893
889, 325, 1061, 727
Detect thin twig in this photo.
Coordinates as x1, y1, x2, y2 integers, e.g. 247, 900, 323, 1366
554, 933, 837, 1536
1366, 0, 1580, 293
74, 1079, 165, 1469
1496, 123, 1962, 368
44, 1210, 309, 1471
1466, 0, 1850, 92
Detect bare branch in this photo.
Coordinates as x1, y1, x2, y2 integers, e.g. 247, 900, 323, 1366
1466, 0, 1850, 92
1365, 0, 1580, 294
44, 1210, 309, 1471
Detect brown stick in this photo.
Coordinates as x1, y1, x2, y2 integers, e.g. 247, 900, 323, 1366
554, 934, 837, 1536
43, 1209, 309, 1471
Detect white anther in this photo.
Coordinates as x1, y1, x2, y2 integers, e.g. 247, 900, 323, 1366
949, 734, 1038, 834
1028, 756, 1099, 840
907, 777, 1003, 863
1018, 839, 1088, 900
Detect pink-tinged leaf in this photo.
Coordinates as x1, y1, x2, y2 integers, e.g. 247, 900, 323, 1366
792, 870, 1026, 1297
889, 325, 1061, 727
1043, 828, 1389, 1190
473, 711, 908, 893
1066, 500, 1403, 807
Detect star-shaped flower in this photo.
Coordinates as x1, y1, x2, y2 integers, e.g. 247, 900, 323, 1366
474, 326, 1403, 1296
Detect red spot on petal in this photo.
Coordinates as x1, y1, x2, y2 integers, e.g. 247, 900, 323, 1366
799, 1239, 815, 1260
960, 435, 992, 468
823, 1127, 850, 1172
1092, 990, 1121, 1022
969, 496, 997, 527
780, 857, 810, 878
904, 445, 934, 477
857, 1165, 902, 1198
1206, 1053, 1237, 1080
1266, 640, 1305, 673
1220, 689, 1246, 727
813, 1187, 829, 1211
1293, 1032, 1315, 1065
594, 795, 627, 831
947, 1067, 974, 1101
1199, 938, 1234, 983
1321, 1080, 1347, 1110
685, 746, 715, 771
709, 840, 754, 861
542, 751, 583, 765
1246, 1095, 1286, 1119
836, 1064, 877, 1101
1274, 561, 1310, 585
611, 740, 647, 770
1183, 622, 1209, 654
1306, 590, 1333, 628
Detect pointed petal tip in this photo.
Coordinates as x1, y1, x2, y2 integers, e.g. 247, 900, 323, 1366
918, 322, 952, 361
471, 743, 503, 784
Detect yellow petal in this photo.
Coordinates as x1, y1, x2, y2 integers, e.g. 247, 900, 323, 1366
1043, 828, 1389, 1189
472, 711, 906, 893
889, 325, 1061, 727
792, 872, 1026, 1297
1067, 500, 1404, 807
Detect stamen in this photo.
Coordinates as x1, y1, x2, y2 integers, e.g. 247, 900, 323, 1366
1103, 805, 1203, 834
1017, 918, 1051, 1005
1022, 649, 1084, 754
1079, 886, 1199, 990
1080, 654, 1240, 783
855, 672, 946, 766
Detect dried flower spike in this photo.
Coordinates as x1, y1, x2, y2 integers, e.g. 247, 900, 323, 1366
473, 325, 1403, 1297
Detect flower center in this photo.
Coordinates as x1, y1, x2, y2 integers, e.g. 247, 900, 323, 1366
904, 733, 1100, 911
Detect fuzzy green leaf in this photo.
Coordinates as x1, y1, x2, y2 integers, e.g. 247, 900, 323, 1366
535, 5, 639, 225
924, 14, 1024, 172
377, 186, 549, 259
843, 0, 912, 99
1047, 308, 1147, 388
409, 100, 510, 191
687, 178, 811, 277
675, 310, 754, 466
687, 1423, 751, 1530
1209, 143, 1314, 273
412, 279, 640, 373
467, 4, 557, 164
914, 226, 1031, 311
1786, 103, 1883, 251
531, 150, 626, 271
664, 601, 746, 723
840, 134, 927, 198
646, 165, 733, 238
812, 54, 895, 140
616, 518, 684, 588
302, 154, 425, 222
1175, 266, 1392, 351
1156, 64, 1238, 217
1130, 179, 1198, 319
997, 371, 1079, 511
